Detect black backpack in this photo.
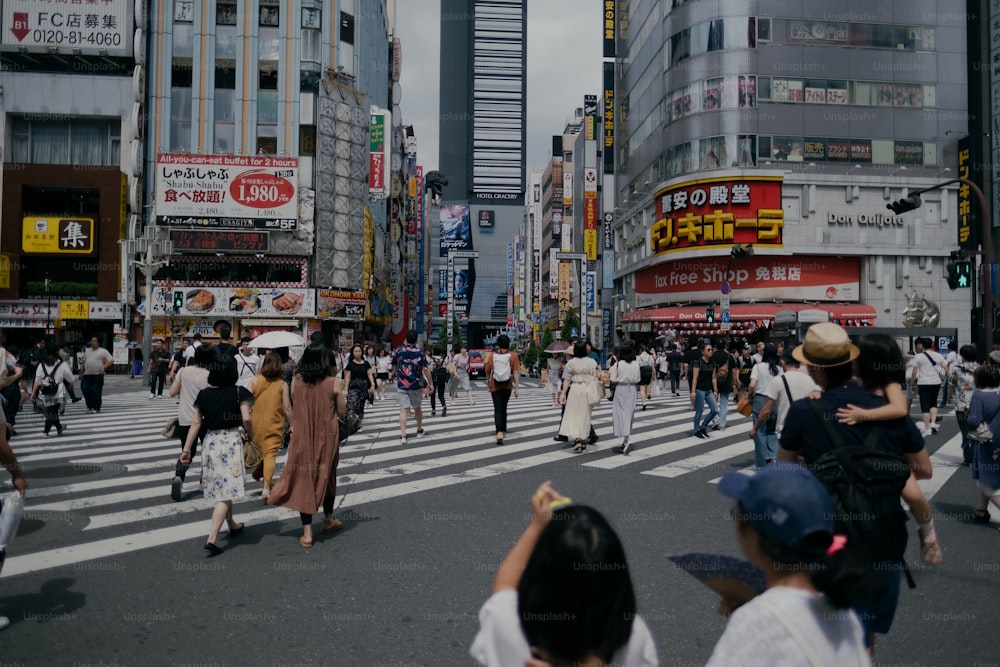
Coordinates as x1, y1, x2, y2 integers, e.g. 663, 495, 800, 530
40, 361, 63, 396
807, 401, 914, 587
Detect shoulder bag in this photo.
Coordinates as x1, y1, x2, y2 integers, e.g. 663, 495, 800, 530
736, 393, 754, 416
161, 417, 179, 439
586, 374, 602, 406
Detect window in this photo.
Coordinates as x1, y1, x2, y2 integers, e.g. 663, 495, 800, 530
215, 64, 236, 90
216, 24, 237, 59
174, 1, 193, 23
302, 28, 321, 63
260, 5, 280, 27
340, 12, 355, 45
217, 4, 237, 26
9, 116, 118, 166
171, 59, 193, 88
300, 125, 316, 156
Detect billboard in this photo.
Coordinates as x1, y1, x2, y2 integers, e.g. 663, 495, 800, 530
150, 287, 316, 318
478, 209, 494, 232
957, 136, 978, 252
369, 108, 387, 197
1, 0, 134, 56
22, 217, 94, 254
317, 290, 367, 319
603, 62, 615, 174
169, 230, 269, 253
439, 204, 473, 256
650, 177, 784, 255
635, 256, 860, 305
583, 198, 598, 260
602, 0, 615, 57
155, 154, 299, 229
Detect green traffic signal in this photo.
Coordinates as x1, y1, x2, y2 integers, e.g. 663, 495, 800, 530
947, 260, 972, 290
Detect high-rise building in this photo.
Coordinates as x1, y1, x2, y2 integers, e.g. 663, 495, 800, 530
436, 0, 527, 346
142, 0, 394, 353
612, 2, 971, 345
0, 1, 142, 352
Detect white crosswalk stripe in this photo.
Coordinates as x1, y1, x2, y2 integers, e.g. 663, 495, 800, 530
0, 383, 961, 576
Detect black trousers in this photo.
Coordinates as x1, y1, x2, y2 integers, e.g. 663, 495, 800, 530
430, 378, 447, 412
491, 388, 511, 433
300, 495, 335, 525
174, 424, 200, 479
43, 403, 62, 434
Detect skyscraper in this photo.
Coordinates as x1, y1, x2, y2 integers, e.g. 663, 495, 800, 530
437, 0, 527, 346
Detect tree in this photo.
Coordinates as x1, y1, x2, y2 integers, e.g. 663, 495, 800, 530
561, 307, 580, 342
524, 340, 539, 375
541, 326, 554, 351
437, 317, 463, 352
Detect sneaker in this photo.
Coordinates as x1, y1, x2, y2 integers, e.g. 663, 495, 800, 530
400, 436, 407, 445
496, 431, 504, 445
621, 439, 633, 455
156, 395, 164, 399
42, 432, 50, 438
700, 429, 710, 438
930, 423, 940, 434
149, 393, 156, 399
416, 429, 426, 439
431, 411, 437, 417
322, 518, 344, 533
441, 408, 447, 417
694, 430, 708, 439
171, 475, 183, 502
56, 425, 65, 436
71, 397, 81, 403
711, 423, 721, 431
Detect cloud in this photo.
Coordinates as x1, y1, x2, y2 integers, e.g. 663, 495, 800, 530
397, 0, 602, 179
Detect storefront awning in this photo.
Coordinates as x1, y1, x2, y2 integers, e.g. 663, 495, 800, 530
621, 303, 877, 324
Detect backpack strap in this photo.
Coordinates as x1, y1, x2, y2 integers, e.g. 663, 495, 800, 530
754, 597, 826, 667
806, 399, 884, 452
781, 375, 793, 406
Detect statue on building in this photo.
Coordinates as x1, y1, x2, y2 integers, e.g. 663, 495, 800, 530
901, 291, 940, 328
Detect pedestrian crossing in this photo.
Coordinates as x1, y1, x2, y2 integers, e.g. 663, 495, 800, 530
0, 382, 966, 576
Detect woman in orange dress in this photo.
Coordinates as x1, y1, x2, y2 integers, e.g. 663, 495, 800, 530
250, 351, 292, 502
267, 344, 347, 547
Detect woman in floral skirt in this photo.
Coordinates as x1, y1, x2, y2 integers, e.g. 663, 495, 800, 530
180, 355, 252, 556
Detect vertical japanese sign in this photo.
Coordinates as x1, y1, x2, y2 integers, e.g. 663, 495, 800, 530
602, 0, 616, 58
957, 136, 977, 252
369, 108, 386, 197
603, 62, 615, 175
558, 261, 572, 324
415, 165, 425, 333
584, 199, 599, 260
585, 271, 596, 311
549, 248, 559, 299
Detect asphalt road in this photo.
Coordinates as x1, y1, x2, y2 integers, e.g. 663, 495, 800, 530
0, 375, 996, 666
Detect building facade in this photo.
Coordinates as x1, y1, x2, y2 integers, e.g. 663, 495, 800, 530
143, 0, 394, 351
612, 0, 972, 345
0, 0, 141, 356
436, 0, 527, 347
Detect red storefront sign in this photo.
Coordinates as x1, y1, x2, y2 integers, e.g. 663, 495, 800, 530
651, 177, 784, 255
635, 255, 860, 304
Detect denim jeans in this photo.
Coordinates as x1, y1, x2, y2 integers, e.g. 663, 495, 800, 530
717, 391, 731, 429
752, 393, 778, 467
693, 389, 718, 433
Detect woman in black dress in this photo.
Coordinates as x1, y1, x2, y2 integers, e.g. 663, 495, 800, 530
343, 343, 375, 419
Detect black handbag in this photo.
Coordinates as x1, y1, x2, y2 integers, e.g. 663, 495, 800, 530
338, 411, 362, 443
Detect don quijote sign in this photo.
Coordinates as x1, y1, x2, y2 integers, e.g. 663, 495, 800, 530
155, 154, 299, 230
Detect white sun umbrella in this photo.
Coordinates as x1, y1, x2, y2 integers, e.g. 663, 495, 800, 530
247, 331, 306, 349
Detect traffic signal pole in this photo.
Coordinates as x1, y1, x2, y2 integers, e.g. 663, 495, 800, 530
888, 178, 990, 354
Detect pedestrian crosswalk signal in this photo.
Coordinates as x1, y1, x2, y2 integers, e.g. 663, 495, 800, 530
946, 260, 971, 289
173, 291, 184, 310
706, 307, 715, 322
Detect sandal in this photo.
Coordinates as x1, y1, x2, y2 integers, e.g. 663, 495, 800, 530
573, 441, 586, 453
299, 535, 313, 548
973, 509, 991, 524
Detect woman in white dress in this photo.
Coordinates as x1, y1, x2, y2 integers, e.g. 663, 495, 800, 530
451, 345, 474, 405
545, 352, 564, 406
611, 345, 641, 455
559, 342, 599, 453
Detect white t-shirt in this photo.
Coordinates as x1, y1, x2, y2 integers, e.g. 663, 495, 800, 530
765, 369, 820, 435
612, 359, 642, 385
176, 366, 210, 426
637, 351, 654, 367
34, 360, 74, 404
750, 362, 782, 396
912, 350, 946, 386
236, 352, 260, 388
470, 589, 658, 667
376, 355, 392, 374
706, 587, 870, 667
82, 347, 113, 375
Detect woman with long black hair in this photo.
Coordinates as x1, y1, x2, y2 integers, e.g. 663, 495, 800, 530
470, 481, 658, 666
343, 343, 375, 420
709, 464, 871, 665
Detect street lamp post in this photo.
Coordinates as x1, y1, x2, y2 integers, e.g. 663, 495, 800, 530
122, 225, 173, 379
887, 178, 990, 353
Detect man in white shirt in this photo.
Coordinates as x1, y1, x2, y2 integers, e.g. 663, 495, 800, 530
183, 334, 202, 366
750, 349, 820, 442
79, 337, 113, 414
751, 341, 765, 364
236, 339, 260, 389
910, 337, 946, 435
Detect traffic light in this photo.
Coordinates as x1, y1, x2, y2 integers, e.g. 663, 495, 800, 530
886, 194, 922, 215
173, 291, 184, 310
946, 260, 972, 289
706, 307, 715, 323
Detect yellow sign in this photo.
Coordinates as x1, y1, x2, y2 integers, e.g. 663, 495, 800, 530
0, 254, 10, 289
60, 301, 90, 320
22, 217, 94, 254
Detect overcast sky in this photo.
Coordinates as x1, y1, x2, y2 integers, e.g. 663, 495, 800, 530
396, 0, 603, 176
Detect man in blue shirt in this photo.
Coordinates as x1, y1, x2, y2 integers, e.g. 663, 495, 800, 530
392, 330, 432, 445
778, 323, 931, 651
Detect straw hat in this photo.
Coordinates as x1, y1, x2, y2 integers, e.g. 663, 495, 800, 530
791, 322, 860, 368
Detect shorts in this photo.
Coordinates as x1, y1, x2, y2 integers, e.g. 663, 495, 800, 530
376, 372, 389, 381
853, 568, 902, 640
397, 389, 423, 410
917, 384, 939, 413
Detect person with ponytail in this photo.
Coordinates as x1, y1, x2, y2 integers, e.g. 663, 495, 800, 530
707, 464, 871, 666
